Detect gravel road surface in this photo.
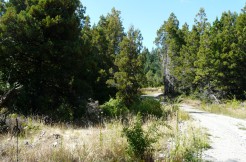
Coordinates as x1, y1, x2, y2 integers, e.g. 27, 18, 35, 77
180, 104, 246, 162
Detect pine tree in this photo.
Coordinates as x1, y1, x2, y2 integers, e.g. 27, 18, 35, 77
178, 23, 196, 93
0, 0, 89, 117
90, 8, 125, 102
234, 6, 246, 98
215, 11, 239, 96
155, 13, 183, 95
107, 26, 144, 106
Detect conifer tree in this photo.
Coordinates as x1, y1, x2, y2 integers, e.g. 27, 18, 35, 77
91, 8, 125, 102
0, 0, 89, 117
107, 26, 144, 106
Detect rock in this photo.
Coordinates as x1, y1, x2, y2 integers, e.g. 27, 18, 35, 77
39, 131, 46, 139
53, 134, 61, 139
159, 153, 165, 159
52, 141, 58, 147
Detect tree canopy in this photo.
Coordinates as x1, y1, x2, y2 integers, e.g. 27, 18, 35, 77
0, 1, 245, 120
156, 6, 246, 99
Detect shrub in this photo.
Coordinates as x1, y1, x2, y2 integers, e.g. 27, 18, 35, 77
131, 98, 163, 117
56, 103, 74, 122
0, 116, 40, 139
225, 96, 241, 109
122, 113, 155, 160
100, 98, 129, 118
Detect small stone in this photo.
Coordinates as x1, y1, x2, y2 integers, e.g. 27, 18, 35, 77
40, 131, 46, 137
53, 141, 58, 147
159, 153, 164, 157
53, 134, 61, 139
159, 153, 165, 159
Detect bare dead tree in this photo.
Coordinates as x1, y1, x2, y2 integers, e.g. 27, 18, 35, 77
161, 44, 174, 98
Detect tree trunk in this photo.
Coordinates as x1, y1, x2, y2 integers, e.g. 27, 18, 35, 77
162, 46, 174, 97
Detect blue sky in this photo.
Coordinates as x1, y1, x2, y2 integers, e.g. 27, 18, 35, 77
81, 0, 245, 50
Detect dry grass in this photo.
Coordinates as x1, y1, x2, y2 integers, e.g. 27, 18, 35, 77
182, 98, 246, 119
140, 87, 163, 95
182, 99, 202, 107
0, 110, 209, 162
152, 111, 210, 161
0, 121, 129, 162
199, 100, 246, 119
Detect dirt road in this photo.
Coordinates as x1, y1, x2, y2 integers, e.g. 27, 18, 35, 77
180, 104, 246, 162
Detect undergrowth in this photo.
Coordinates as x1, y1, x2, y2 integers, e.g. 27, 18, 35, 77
0, 101, 210, 161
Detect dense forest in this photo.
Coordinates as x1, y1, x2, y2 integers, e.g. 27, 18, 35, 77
0, 0, 245, 120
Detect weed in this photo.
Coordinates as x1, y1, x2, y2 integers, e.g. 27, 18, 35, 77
168, 124, 210, 161
178, 110, 190, 121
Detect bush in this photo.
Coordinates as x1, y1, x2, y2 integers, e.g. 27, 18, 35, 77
122, 113, 154, 160
101, 97, 163, 119
56, 102, 74, 122
131, 98, 163, 117
100, 98, 129, 118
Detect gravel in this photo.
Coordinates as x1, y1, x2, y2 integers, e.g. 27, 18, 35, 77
180, 104, 246, 162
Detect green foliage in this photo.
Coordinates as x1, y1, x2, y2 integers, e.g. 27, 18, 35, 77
107, 26, 145, 106
155, 6, 246, 99
100, 97, 164, 119
155, 12, 184, 95
142, 48, 163, 87
89, 8, 125, 103
0, 0, 90, 116
122, 113, 155, 160
56, 102, 74, 121
1, 0, 245, 122
21, 117, 40, 137
100, 98, 129, 118
131, 98, 163, 118
0, 0, 6, 16
0, 71, 9, 93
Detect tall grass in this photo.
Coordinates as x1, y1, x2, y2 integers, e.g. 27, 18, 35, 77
199, 100, 246, 119
182, 97, 246, 119
0, 108, 209, 162
152, 109, 210, 162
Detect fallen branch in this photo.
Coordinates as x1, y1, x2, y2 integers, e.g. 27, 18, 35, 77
210, 94, 220, 104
